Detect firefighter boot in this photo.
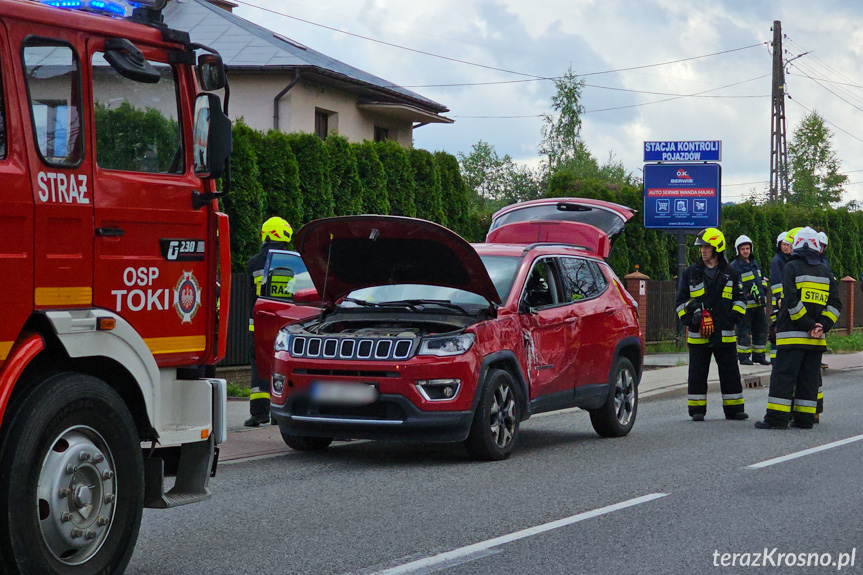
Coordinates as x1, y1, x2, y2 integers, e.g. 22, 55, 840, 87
244, 414, 270, 427
753, 353, 771, 366
738, 355, 753, 366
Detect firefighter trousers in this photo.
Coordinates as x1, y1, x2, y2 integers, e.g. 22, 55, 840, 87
764, 348, 821, 428
249, 334, 270, 418
687, 345, 745, 417
737, 307, 768, 361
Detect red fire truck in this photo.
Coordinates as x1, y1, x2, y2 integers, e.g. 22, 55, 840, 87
0, 0, 233, 572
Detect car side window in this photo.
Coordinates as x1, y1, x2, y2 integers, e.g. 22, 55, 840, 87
261, 252, 314, 301
23, 40, 84, 167
589, 262, 609, 292
522, 258, 561, 309
560, 257, 602, 301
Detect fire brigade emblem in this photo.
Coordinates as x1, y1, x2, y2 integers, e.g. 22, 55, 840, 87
173, 271, 202, 323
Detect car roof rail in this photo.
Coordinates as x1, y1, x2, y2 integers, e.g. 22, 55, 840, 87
521, 242, 590, 255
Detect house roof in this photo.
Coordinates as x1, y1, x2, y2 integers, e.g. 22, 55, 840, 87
163, 0, 448, 114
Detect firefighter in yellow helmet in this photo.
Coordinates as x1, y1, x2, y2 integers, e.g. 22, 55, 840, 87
245, 217, 293, 427
675, 228, 749, 421
756, 227, 841, 430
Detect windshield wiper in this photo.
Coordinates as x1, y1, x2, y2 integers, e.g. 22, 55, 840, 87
385, 299, 472, 316
340, 297, 380, 308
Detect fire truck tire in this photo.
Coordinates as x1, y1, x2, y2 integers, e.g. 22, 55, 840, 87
280, 433, 333, 451
589, 357, 638, 438
0, 372, 144, 575
464, 368, 520, 461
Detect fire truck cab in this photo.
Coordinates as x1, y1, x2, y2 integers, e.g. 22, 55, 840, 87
0, 0, 232, 572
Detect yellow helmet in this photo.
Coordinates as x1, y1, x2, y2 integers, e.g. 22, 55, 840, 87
694, 228, 726, 253
786, 227, 803, 245
261, 217, 293, 243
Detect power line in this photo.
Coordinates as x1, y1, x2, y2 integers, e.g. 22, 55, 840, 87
232, 0, 767, 82
790, 62, 863, 112
451, 74, 769, 118
788, 97, 863, 145
785, 37, 863, 92
791, 59, 863, 109
787, 72, 863, 90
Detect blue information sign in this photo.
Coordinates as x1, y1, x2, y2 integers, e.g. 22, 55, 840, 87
643, 140, 721, 162
643, 163, 721, 229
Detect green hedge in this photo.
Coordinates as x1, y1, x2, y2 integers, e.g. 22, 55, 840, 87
254, 130, 302, 227
326, 134, 363, 216
287, 133, 334, 223
220, 120, 264, 271
352, 141, 389, 214
435, 151, 472, 239
410, 148, 445, 225
375, 140, 416, 217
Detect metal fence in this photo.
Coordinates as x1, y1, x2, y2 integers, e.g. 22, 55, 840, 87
222, 271, 253, 366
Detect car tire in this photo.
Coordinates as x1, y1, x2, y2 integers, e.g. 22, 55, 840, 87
280, 433, 333, 451
464, 368, 521, 461
589, 357, 638, 438
0, 372, 144, 575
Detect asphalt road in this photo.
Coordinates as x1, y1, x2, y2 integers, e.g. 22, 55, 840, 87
128, 369, 863, 575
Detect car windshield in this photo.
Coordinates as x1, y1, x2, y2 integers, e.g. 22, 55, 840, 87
344, 255, 521, 308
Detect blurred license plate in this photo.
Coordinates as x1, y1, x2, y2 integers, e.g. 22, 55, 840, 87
310, 382, 378, 406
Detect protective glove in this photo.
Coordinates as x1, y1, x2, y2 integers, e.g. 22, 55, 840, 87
768, 323, 777, 344
691, 309, 702, 330
700, 310, 714, 338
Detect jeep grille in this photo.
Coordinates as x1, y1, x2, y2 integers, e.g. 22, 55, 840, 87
289, 336, 414, 361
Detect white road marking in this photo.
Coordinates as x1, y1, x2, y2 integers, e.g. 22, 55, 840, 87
369, 493, 669, 575
747, 433, 863, 469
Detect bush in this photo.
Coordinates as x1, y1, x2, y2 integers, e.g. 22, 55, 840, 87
220, 120, 264, 271
410, 148, 445, 225
287, 133, 334, 223
94, 101, 180, 173
352, 141, 389, 214
375, 140, 416, 217
253, 130, 303, 228
325, 134, 363, 215
436, 151, 472, 238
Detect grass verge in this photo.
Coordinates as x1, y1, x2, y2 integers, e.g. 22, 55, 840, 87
227, 382, 251, 398
826, 329, 863, 353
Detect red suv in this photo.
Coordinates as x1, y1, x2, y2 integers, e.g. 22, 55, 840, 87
255, 199, 642, 460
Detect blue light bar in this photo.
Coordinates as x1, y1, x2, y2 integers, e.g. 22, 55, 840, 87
39, 0, 130, 17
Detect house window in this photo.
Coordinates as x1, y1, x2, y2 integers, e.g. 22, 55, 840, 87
374, 126, 389, 142
315, 110, 329, 140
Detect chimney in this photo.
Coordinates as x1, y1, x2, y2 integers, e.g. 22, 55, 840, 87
206, 0, 237, 12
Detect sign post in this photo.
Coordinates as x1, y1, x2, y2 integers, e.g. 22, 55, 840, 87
643, 141, 722, 343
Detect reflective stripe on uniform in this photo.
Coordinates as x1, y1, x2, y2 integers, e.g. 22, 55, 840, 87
732, 301, 746, 314
687, 331, 709, 345
792, 399, 817, 414
676, 302, 687, 318
248, 318, 255, 332
690, 283, 705, 297
741, 272, 755, 281
775, 331, 827, 346
746, 302, 761, 308
771, 283, 783, 294
788, 301, 807, 320
688, 394, 707, 407
770, 349, 777, 359
737, 345, 752, 353
722, 393, 744, 406
753, 346, 767, 353
721, 330, 736, 343
250, 392, 270, 401
795, 275, 829, 286
767, 396, 792, 412
817, 391, 823, 400
253, 272, 263, 296
823, 305, 840, 323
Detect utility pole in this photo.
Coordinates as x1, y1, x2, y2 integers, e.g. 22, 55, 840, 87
769, 20, 790, 203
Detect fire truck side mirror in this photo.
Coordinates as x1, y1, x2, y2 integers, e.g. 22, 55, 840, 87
193, 93, 232, 180
197, 54, 227, 92
104, 38, 161, 84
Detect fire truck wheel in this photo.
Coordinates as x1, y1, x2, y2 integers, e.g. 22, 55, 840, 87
589, 357, 638, 438
280, 432, 333, 451
0, 372, 144, 575
464, 368, 521, 461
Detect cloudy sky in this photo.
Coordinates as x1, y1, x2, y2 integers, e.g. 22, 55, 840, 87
233, 0, 863, 204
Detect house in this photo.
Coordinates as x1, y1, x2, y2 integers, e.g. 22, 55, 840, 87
164, 0, 452, 147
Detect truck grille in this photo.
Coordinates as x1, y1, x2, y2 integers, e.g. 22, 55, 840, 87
290, 336, 415, 361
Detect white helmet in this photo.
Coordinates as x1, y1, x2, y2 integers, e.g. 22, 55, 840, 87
735, 235, 753, 252
817, 231, 828, 247
776, 231, 789, 247
791, 227, 820, 252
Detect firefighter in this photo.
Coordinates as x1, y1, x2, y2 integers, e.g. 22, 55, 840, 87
755, 227, 841, 430
768, 231, 793, 361
675, 228, 749, 421
815, 231, 832, 418
730, 235, 771, 365
244, 217, 293, 427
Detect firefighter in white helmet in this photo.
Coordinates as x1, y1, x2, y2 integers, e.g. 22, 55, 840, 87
768, 231, 793, 361
730, 235, 771, 365
756, 227, 841, 429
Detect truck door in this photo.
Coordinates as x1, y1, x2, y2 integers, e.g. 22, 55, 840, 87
87, 38, 210, 364
0, 22, 33, 363
15, 28, 94, 313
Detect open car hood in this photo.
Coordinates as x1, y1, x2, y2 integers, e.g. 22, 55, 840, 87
294, 216, 501, 307
487, 198, 634, 258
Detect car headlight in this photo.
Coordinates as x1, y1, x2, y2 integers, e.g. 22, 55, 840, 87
418, 333, 475, 357
274, 330, 290, 352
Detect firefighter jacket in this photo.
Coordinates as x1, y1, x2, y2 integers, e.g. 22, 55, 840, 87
675, 261, 747, 346
769, 252, 790, 308
730, 256, 769, 308
246, 240, 289, 330
774, 252, 841, 350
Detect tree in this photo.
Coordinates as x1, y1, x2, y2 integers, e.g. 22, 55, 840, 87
787, 111, 847, 206
352, 141, 389, 214
435, 151, 472, 238
325, 134, 363, 215
254, 130, 302, 226
539, 66, 585, 172
457, 140, 515, 202
375, 141, 416, 217
410, 148, 445, 225
220, 120, 264, 270
287, 133, 334, 223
